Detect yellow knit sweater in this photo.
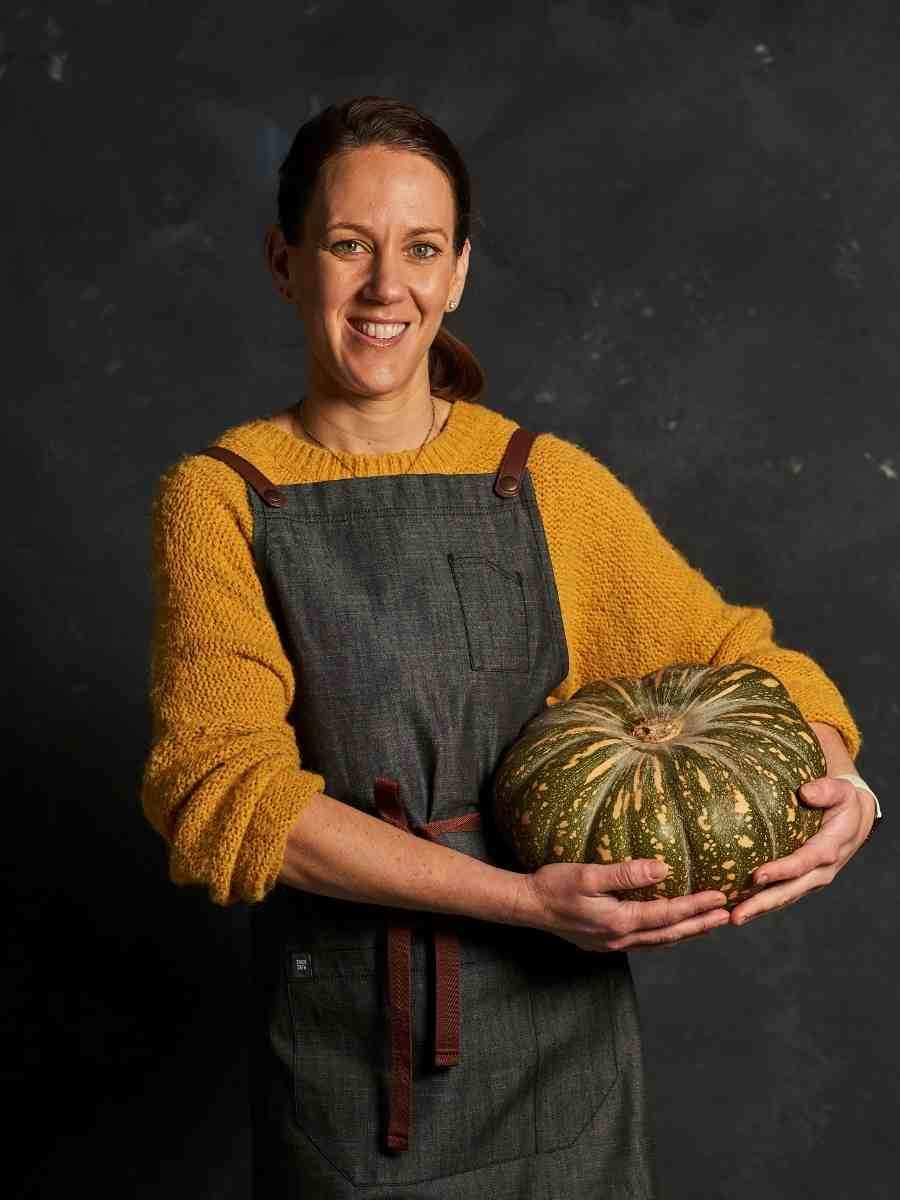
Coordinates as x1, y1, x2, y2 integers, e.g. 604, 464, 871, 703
141, 397, 862, 907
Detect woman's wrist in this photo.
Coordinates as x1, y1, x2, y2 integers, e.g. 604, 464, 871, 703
832, 772, 882, 843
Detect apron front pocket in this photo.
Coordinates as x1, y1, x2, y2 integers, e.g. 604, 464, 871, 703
283, 942, 540, 1186
448, 552, 531, 673
528, 956, 621, 1153
283, 947, 384, 1186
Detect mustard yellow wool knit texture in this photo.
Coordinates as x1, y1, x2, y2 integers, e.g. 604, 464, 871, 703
141, 398, 862, 907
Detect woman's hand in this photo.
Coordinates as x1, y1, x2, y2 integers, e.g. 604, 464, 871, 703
729, 777, 878, 927
519, 859, 731, 952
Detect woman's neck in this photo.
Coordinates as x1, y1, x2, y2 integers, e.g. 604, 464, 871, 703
270, 394, 452, 454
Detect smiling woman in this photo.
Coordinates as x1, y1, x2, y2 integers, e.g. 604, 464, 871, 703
261, 99, 483, 458
141, 94, 868, 1200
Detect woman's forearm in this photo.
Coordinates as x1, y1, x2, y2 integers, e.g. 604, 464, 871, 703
278, 789, 537, 927
277, 727, 856, 923
809, 720, 856, 776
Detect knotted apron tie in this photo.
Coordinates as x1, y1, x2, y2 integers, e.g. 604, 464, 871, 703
372, 776, 482, 1153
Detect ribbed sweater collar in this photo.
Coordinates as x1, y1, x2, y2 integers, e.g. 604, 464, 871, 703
217, 398, 492, 483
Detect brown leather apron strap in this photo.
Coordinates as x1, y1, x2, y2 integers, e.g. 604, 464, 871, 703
372, 777, 481, 1153
194, 445, 289, 508
493, 426, 536, 497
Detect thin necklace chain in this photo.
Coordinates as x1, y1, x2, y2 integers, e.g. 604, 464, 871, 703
290, 394, 437, 477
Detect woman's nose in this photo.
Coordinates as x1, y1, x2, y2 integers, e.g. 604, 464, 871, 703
362, 251, 409, 299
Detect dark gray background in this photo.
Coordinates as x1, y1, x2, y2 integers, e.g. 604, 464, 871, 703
4, 1, 896, 1196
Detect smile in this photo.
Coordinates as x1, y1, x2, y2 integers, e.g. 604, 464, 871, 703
346, 317, 410, 347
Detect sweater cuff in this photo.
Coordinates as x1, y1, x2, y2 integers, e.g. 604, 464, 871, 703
794, 706, 861, 764
230, 767, 326, 905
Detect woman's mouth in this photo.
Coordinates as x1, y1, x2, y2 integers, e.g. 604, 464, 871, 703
346, 317, 410, 348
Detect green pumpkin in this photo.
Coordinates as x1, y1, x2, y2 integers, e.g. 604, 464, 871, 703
492, 662, 827, 910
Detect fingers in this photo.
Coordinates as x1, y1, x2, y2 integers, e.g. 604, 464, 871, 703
602, 890, 729, 952
752, 783, 860, 886
748, 836, 842, 889
606, 902, 731, 951
620, 889, 729, 933
730, 863, 836, 926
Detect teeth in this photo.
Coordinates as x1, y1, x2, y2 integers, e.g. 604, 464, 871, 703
351, 320, 407, 339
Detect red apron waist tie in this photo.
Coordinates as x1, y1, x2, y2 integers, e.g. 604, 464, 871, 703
372, 776, 483, 1153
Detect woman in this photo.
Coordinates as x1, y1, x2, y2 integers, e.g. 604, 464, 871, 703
141, 96, 880, 1198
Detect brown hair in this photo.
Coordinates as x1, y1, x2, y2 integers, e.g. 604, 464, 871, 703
275, 95, 485, 404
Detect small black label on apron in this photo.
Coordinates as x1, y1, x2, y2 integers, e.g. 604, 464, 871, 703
287, 950, 314, 980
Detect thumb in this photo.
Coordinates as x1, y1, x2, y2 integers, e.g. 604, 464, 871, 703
605, 858, 670, 891
799, 779, 835, 804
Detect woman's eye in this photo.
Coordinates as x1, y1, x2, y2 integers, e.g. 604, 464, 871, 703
331, 240, 439, 259
410, 243, 439, 259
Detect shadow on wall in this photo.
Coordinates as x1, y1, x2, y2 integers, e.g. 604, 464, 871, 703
7, 694, 254, 1198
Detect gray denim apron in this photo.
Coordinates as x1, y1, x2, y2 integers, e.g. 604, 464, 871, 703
196, 422, 658, 1199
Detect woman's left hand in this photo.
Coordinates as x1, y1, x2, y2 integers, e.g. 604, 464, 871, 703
729, 777, 877, 926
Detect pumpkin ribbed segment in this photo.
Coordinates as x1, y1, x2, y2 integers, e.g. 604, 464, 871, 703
492, 662, 827, 909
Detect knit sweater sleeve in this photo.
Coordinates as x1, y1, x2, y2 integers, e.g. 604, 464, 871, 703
529, 433, 862, 761
140, 452, 326, 907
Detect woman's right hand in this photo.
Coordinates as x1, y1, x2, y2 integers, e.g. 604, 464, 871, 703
517, 859, 731, 952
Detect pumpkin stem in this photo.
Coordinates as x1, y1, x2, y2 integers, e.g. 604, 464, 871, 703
631, 718, 682, 742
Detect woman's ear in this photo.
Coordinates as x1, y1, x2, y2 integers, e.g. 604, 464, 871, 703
453, 237, 471, 303
264, 223, 293, 301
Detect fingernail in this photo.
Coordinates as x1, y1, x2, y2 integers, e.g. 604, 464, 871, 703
756, 873, 769, 884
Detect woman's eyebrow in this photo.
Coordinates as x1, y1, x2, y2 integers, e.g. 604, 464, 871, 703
325, 221, 448, 239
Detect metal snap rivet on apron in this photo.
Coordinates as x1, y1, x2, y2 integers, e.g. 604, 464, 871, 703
497, 474, 518, 494
263, 488, 288, 507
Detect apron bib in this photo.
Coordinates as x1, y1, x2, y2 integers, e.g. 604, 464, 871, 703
196, 424, 658, 1199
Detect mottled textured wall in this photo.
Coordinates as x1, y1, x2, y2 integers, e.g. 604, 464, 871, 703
4, 2, 895, 1197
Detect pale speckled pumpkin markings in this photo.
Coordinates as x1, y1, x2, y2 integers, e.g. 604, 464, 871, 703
492, 662, 827, 907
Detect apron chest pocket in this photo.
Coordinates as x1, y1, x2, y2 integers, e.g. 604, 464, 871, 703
448, 553, 530, 673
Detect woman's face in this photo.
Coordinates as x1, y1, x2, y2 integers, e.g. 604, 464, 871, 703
268, 145, 470, 405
